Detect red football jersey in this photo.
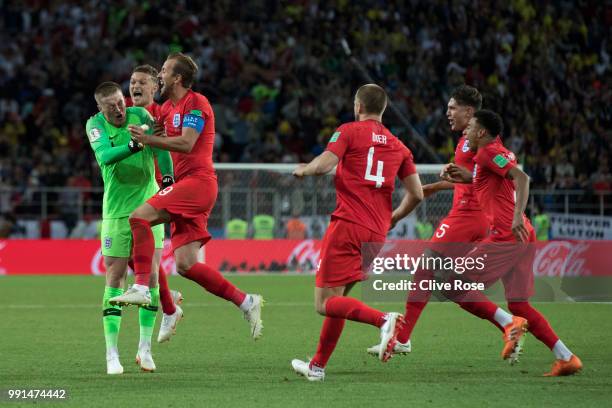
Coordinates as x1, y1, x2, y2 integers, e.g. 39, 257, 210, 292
473, 137, 531, 241
325, 119, 417, 236
159, 89, 216, 181
145, 102, 162, 122
451, 135, 479, 212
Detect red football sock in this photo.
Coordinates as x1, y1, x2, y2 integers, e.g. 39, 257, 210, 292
311, 317, 346, 368
457, 300, 503, 331
184, 263, 246, 307
397, 268, 433, 343
324, 296, 385, 327
129, 217, 154, 286
508, 301, 559, 349
158, 264, 176, 315
397, 301, 428, 344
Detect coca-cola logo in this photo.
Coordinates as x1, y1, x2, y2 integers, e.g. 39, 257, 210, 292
91, 249, 105, 275
533, 241, 591, 277
287, 240, 321, 271
90, 241, 178, 275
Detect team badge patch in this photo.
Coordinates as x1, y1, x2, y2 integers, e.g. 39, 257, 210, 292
329, 132, 340, 143
173, 113, 181, 128
89, 128, 101, 142
462, 139, 469, 152
104, 237, 112, 249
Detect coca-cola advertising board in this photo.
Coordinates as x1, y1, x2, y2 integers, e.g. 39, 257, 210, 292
0, 239, 610, 277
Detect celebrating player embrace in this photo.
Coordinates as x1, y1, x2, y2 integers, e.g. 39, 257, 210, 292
290, 84, 424, 381
127, 64, 184, 343
86, 81, 174, 374
109, 53, 264, 340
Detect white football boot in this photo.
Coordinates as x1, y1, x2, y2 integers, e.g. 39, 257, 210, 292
158, 304, 183, 343
291, 359, 325, 382
170, 289, 184, 305
367, 339, 412, 356
109, 284, 151, 307
136, 347, 156, 372
378, 312, 403, 362
106, 351, 123, 375
243, 294, 264, 340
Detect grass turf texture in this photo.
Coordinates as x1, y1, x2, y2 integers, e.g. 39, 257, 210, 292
1, 275, 610, 408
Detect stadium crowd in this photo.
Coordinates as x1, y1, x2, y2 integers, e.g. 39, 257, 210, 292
0, 0, 610, 221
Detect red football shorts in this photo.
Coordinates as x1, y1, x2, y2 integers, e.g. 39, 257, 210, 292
430, 209, 489, 243
147, 175, 217, 251
462, 227, 536, 301
316, 218, 385, 288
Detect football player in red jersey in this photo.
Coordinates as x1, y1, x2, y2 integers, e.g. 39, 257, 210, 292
369, 86, 524, 362
111, 53, 264, 341
444, 109, 582, 376
126, 64, 184, 343
290, 84, 424, 381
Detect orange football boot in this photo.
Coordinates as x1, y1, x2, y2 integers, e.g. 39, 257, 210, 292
543, 355, 583, 377
501, 316, 529, 364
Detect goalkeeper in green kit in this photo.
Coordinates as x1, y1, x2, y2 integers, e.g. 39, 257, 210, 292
86, 81, 174, 375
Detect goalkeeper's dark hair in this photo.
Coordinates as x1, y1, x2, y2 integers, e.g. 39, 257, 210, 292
474, 109, 504, 137
167, 52, 198, 88
355, 84, 388, 115
133, 64, 159, 80
94, 81, 122, 102
450, 85, 482, 109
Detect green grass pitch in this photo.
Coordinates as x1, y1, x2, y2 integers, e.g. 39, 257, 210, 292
1, 275, 611, 407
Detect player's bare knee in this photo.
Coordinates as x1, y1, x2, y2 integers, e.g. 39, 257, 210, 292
315, 296, 329, 315
315, 300, 327, 315
175, 259, 195, 276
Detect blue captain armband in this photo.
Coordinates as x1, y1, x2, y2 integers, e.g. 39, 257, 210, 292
183, 110, 205, 133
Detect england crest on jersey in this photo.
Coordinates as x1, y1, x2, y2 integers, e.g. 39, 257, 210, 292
461, 139, 470, 153
173, 113, 181, 128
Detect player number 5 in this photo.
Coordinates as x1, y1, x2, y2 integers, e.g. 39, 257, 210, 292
365, 147, 385, 188
435, 223, 449, 238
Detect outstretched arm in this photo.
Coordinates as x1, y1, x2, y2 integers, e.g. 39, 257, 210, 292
292, 151, 339, 177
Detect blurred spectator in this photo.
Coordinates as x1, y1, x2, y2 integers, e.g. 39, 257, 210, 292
286, 211, 307, 240
533, 205, 551, 241
226, 217, 248, 239
252, 214, 275, 240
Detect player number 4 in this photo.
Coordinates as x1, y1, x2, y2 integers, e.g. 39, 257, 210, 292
365, 147, 385, 188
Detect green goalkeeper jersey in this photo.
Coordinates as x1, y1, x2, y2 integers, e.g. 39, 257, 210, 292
86, 106, 173, 219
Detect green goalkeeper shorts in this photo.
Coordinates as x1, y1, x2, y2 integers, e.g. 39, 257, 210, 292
101, 217, 164, 258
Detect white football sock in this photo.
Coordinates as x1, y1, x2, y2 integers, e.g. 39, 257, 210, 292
239, 294, 254, 312
139, 339, 151, 350
494, 308, 513, 327
552, 340, 573, 361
